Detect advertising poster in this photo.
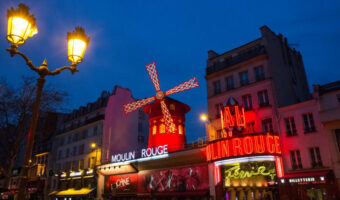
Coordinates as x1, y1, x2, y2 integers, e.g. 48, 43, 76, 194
138, 164, 209, 193
105, 173, 138, 194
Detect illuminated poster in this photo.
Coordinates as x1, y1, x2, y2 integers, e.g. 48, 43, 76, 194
222, 161, 277, 188
105, 174, 138, 194
138, 165, 209, 193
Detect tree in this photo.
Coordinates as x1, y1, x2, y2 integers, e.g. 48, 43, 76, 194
0, 76, 67, 188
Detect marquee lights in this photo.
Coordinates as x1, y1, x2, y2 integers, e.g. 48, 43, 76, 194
206, 133, 281, 162
214, 156, 275, 166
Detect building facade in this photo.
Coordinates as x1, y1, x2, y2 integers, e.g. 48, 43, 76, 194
205, 26, 339, 199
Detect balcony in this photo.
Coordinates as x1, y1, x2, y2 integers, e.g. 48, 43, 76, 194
206, 45, 266, 75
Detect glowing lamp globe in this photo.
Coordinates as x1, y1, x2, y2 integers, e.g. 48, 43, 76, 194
67, 27, 90, 64
7, 4, 38, 45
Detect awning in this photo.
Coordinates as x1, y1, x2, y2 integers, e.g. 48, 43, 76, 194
48, 191, 58, 196
283, 170, 330, 178
54, 188, 94, 196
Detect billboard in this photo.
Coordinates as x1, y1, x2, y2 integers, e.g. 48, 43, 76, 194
138, 164, 209, 193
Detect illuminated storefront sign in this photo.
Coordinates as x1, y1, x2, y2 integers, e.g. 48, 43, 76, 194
70, 171, 82, 177
105, 174, 138, 193
206, 133, 281, 162
222, 161, 277, 187
111, 145, 168, 164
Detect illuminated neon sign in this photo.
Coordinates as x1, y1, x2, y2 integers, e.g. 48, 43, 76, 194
70, 171, 82, 177
111, 145, 168, 164
206, 133, 281, 162
225, 165, 276, 184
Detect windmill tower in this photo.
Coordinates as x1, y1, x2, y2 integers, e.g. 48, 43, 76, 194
143, 97, 191, 152
123, 62, 199, 151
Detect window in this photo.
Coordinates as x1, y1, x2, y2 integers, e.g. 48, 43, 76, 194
72, 160, 78, 171
79, 159, 84, 170
58, 150, 63, 160
262, 118, 273, 133
258, 90, 269, 107
225, 76, 234, 90
242, 95, 253, 110
216, 129, 222, 139
66, 148, 70, 158
152, 125, 157, 135
59, 138, 64, 146
72, 134, 78, 142
72, 146, 77, 156
138, 122, 143, 132
159, 124, 165, 134
239, 71, 249, 86
178, 125, 183, 135
215, 103, 223, 119
213, 80, 221, 95
78, 144, 84, 155
309, 147, 323, 168
246, 122, 255, 133
255, 66, 265, 81
284, 117, 297, 137
303, 113, 316, 133
67, 135, 72, 144
335, 129, 340, 152
290, 150, 303, 169
82, 130, 88, 139
93, 126, 98, 136
138, 135, 144, 143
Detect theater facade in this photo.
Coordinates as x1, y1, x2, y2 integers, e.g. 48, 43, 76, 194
96, 97, 284, 200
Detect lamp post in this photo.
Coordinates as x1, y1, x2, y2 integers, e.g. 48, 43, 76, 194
6, 4, 90, 199
90, 142, 98, 167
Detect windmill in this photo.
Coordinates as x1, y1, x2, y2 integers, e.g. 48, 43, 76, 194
123, 62, 199, 133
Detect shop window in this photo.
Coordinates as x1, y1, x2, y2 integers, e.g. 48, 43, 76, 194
152, 125, 157, 135
290, 150, 303, 169
261, 118, 273, 133
242, 94, 253, 110
335, 129, 340, 152
159, 124, 165, 134
178, 125, 183, 135
213, 80, 221, 95
215, 103, 223, 119
303, 113, 316, 133
309, 147, 323, 168
239, 71, 249, 86
225, 76, 234, 91
258, 90, 269, 107
284, 117, 297, 137
255, 66, 265, 81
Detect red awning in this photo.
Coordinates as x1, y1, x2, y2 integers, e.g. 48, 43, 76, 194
283, 170, 330, 178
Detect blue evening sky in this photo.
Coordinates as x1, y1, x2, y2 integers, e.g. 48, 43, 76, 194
1, 0, 339, 142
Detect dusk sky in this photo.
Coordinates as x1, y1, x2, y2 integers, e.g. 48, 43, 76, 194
1, 0, 339, 142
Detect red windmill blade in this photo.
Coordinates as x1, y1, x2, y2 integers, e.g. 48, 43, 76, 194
123, 62, 199, 133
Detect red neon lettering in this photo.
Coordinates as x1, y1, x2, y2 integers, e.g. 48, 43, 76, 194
254, 135, 266, 153
212, 142, 219, 161
274, 136, 281, 154
243, 136, 254, 154
222, 107, 234, 129
217, 141, 221, 159
221, 140, 230, 158
232, 138, 243, 156
266, 135, 275, 153
235, 106, 246, 128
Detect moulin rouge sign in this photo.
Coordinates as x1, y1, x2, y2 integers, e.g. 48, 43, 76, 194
206, 97, 282, 162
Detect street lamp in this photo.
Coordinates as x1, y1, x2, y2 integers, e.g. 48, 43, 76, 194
199, 113, 217, 141
5, 4, 90, 199
90, 142, 98, 167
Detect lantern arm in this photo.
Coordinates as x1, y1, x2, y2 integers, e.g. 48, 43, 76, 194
48, 65, 79, 76
6, 47, 39, 73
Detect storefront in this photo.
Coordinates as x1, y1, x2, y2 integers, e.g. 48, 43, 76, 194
49, 169, 96, 199
98, 146, 209, 200
278, 170, 338, 200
